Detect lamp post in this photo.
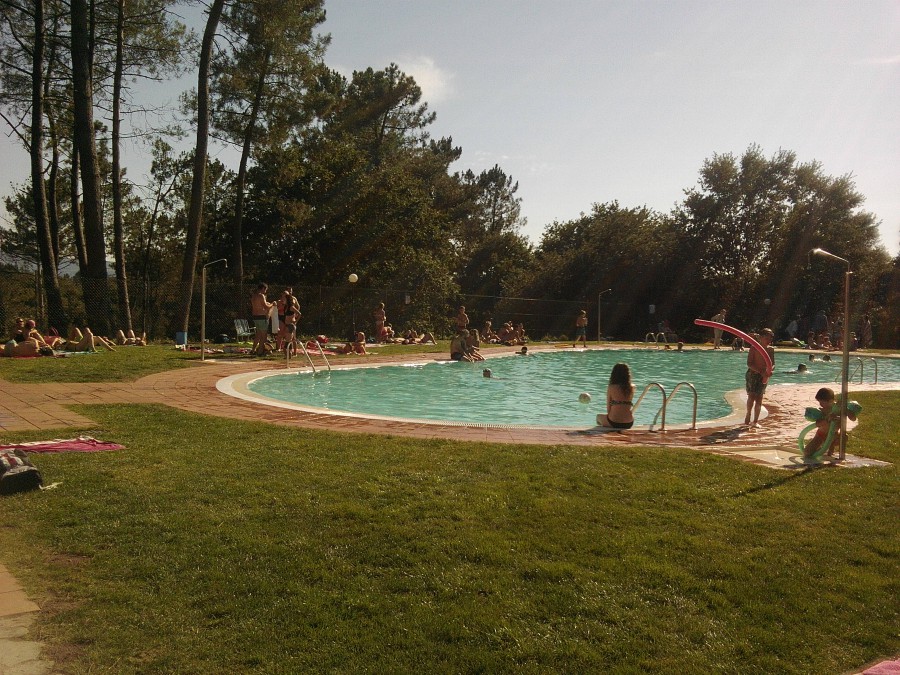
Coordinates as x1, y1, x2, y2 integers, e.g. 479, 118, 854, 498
348, 273, 358, 338
200, 258, 227, 361
597, 288, 612, 345
810, 248, 852, 460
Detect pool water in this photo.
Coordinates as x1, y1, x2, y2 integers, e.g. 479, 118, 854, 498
247, 349, 899, 428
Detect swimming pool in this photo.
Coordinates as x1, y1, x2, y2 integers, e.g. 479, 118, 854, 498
234, 349, 899, 428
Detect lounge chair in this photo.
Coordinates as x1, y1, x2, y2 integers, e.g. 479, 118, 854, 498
234, 319, 253, 341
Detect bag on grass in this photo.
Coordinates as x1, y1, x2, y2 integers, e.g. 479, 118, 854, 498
0, 449, 43, 495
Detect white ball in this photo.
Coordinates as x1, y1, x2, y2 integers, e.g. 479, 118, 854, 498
578, 392, 592, 404
348, 273, 358, 283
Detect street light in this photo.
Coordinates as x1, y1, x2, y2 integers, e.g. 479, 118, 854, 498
597, 288, 612, 345
810, 247, 852, 460
348, 273, 358, 338
200, 258, 227, 361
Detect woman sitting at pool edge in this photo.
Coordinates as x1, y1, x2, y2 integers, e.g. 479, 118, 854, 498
598, 362, 635, 430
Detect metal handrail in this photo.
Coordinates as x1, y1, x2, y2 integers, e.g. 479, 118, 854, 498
868, 357, 879, 383
295, 338, 317, 373
660, 382, 698, 430
314, 340, 332, 372
643, 332, 668, 348
631, 382, 667, 430
846, 356, 879, 384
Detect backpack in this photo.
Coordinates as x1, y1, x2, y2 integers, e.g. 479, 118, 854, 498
0, 450, 43, 495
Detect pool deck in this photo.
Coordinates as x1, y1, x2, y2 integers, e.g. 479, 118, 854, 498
1, 344, 896, 471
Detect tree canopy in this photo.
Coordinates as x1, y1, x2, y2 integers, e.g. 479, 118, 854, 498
0, 4, 893, 345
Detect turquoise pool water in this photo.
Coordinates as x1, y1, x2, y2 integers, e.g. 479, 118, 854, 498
247, 349, 899, 427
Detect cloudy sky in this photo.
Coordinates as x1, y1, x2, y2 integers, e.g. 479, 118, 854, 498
2, 0, 898, 255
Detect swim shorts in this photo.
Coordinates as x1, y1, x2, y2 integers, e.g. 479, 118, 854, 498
745, 369, 767, 396
253, 316, 268, 332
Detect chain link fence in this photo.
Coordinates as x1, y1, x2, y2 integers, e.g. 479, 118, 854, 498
2, 270, 657, 344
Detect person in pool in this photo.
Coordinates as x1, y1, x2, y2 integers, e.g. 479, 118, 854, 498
598, 362, 635, 429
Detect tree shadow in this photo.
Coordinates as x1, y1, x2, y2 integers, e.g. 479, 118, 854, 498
733, 464, 832, 496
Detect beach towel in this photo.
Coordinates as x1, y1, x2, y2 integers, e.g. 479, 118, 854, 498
0, 436, 125, 453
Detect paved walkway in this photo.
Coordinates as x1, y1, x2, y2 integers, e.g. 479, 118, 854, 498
0, 346, 896, 673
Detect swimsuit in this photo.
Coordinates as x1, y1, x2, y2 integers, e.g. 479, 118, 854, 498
575, 326, 586, 337
745, 369, 766, 396
607, 419, 634, 429
252, 315, 268, 332
609, 399, 632, 406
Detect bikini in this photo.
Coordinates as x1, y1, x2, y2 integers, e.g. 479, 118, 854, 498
607, 399, 634, 429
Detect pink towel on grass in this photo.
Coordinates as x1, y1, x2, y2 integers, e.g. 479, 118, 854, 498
0, 436, 124, 453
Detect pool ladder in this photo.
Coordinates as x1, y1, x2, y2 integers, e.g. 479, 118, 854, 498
630, 381, 698, 431
287, 339, 332, 373
839, 357, 878, 385
643, 332, 668, 348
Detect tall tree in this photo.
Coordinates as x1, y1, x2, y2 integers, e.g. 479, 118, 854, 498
1, 0, 68, 328
110, 0, 130, 331
211, 0, 327, 291
177, 0, 226, 333
103, 0, 189, 332
71, 0, 110, 332
453, 165, 533, 299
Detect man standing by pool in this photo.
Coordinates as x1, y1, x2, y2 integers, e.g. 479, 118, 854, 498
711, 308, 727, 349
573, 309, 588, 348
250, 283, 273, 356
744, 327, 774, 427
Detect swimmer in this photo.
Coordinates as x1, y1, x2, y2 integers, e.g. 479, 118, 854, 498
483, 369, 492, 378
516, 346, 528, 355
784, 363, 808, 374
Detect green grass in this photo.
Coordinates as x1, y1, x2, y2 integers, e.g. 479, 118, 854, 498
0, 339, 493, 383
0, 345, 199, 383
0, 392, 897, 673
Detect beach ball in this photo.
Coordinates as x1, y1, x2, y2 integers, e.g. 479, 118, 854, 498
578, 392, 592, 404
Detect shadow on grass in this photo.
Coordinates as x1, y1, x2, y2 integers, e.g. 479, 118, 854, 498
733, 465, 821, 497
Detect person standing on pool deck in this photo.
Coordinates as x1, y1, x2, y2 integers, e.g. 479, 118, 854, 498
711, 309, 726, 349
573, 309, 588, 348
373, 302, 387, 341
744, 327, 775, 427
599, 362, 635, 429
250, 283, 273, 356
455, 306, 469, 333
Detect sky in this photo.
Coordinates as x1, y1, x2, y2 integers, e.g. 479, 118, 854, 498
2, 0, 898, 255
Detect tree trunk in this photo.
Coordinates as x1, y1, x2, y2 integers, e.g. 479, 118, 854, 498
30, 0, 67, 331
71, 0, 110, 334
69, 144, 88, 272
231, 48, 270, 311
112, 0, 132, 332
177, 0, 226, 334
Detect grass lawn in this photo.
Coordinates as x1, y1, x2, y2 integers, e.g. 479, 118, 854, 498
0, 388, 897, 672
0, 341, 456, 383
